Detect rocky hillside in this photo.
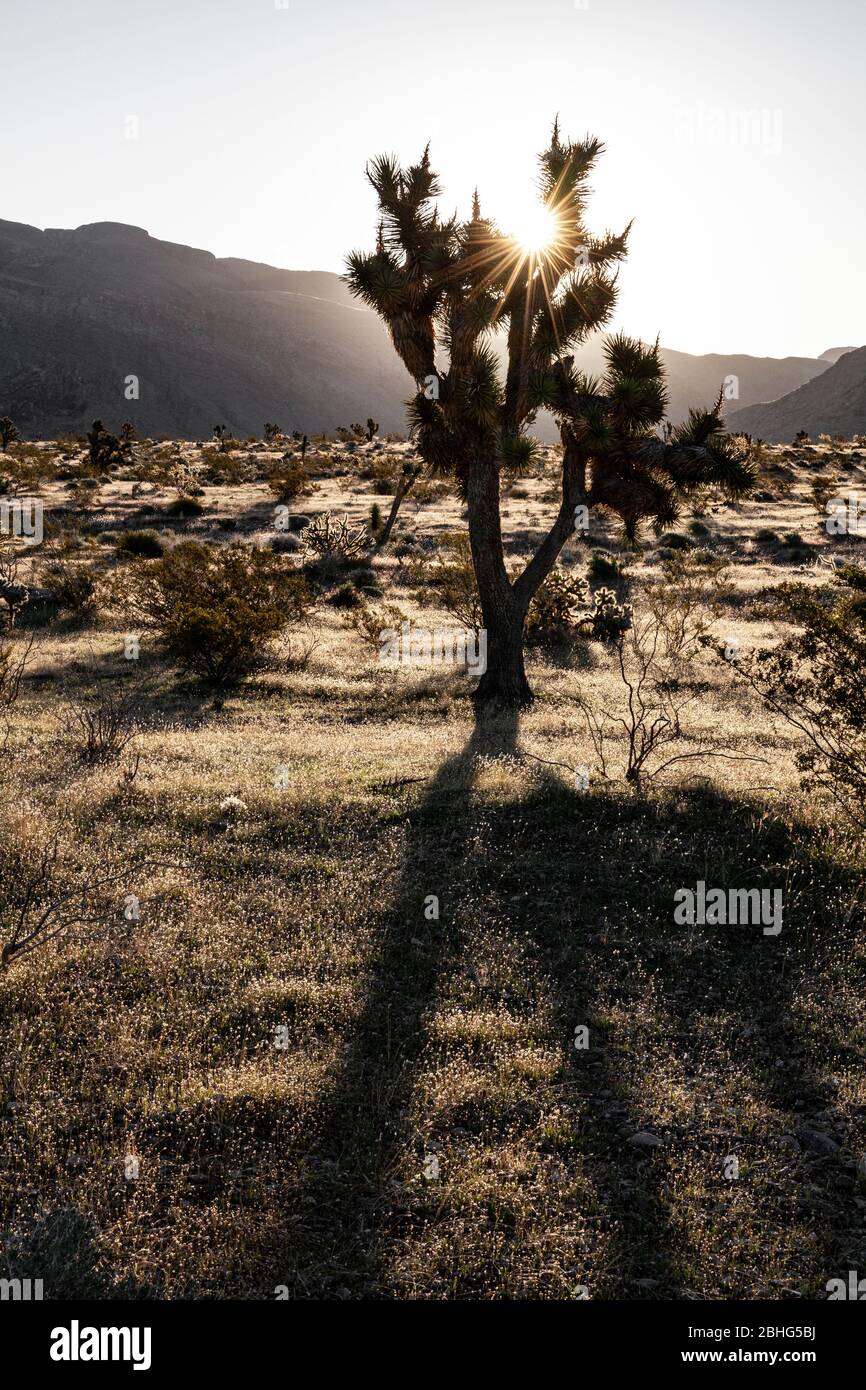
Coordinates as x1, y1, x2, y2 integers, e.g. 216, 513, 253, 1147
730, 346, 866, 441
0, 218, 836, 441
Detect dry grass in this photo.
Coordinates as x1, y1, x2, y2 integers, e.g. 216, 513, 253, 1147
1, 436, 865, 1299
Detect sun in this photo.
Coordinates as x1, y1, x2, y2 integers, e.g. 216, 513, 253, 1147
509, 202, 559, 256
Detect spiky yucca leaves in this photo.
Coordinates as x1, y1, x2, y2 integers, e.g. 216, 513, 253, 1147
345, 127, 752, 708
542, 337, 754, 540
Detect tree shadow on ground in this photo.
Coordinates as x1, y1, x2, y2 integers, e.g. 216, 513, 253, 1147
271, 716, 865, 1299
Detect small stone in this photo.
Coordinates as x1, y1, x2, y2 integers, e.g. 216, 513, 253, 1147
796, 1126, 839, 1156
628, 1130, 663, 1150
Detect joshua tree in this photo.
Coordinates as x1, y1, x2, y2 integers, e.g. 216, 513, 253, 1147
0, 417, 19, 450
345, 125, 754, 711
373, 459, 422, 553
365, 417, 380, 443
264, 422, 282, 444
87, 419, 123, 470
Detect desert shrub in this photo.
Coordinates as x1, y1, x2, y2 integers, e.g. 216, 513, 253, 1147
266, 457, 309, 501
117, 541, 309, 686
0, 630, 33, 753
755, 528, 780, 545
0, 809, 136, 970
430, 532, 483, 633
270, 533, 302, 554
203, 448, 254, 486
116, 529, 164, 559
576, 554, 741, 792
58, 687, 139, 762
166, 496, 204, 518
722, 564, 866, 823
348, 600, 406, 652
328, 582, 363, 609
348, 566, 382, 596
783, 530, 808, 549
587, 549, 625, 585
809, 473, 840, 520
412, 478, 448, 504
39, 558, 101, 615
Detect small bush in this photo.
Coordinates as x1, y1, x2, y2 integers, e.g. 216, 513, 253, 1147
39, 559, 101, 616
116, 530, 164, 559
117, 541, 310, 686
58, 688, 139, 763
587, 549, 624, 585
349, 567, 382, 596
266, 458, 309, 501
328, 582, 363, 609
166, 496, 204, 519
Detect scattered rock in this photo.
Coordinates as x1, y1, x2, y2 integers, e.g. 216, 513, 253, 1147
796, 1126, 840, 1157
628, 1130, 663, 1150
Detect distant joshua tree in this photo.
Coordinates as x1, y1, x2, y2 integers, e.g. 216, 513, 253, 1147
213, 424, 227, 451
264, 422, 282, 444
794, 430, 809, 446
0, 417, 19, 450
365, 417, 379, 443
345, 125, 754, 710
87, 420, 124, 470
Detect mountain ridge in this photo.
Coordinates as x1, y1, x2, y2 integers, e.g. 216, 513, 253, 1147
0, 218, 841, 442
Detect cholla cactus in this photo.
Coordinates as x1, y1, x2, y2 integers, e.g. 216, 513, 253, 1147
579, 587, 633, 642
303, 511, 369, 559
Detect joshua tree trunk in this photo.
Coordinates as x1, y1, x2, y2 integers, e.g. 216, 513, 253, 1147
466, 453, 533, 711
472, 602, 532, 711
467, 438, 586, 713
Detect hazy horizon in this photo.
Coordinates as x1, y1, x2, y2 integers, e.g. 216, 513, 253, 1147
3, 0, 864, 359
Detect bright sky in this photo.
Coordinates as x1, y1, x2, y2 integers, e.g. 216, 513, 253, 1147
3, 0, 864, 358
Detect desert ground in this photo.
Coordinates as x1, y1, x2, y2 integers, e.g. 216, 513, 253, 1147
0, 428, 864, 1299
